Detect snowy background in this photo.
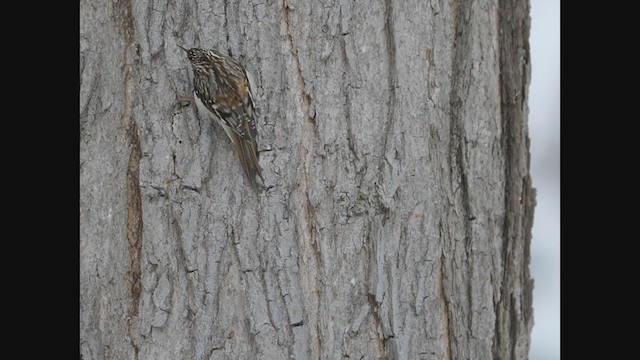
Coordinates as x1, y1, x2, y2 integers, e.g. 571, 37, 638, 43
528, 0, 560, 359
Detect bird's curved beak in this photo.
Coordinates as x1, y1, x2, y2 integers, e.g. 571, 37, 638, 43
177, 44, 189, 53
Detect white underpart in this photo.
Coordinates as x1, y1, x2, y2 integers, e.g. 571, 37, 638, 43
245, 69, 257, 108
193, 91, 235, 143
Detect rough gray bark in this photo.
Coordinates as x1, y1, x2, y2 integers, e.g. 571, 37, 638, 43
80, 0, 534, 359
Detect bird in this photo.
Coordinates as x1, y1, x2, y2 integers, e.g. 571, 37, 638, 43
178, 45, 264, 188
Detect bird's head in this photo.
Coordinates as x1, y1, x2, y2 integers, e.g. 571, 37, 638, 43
178, 45, 207, 64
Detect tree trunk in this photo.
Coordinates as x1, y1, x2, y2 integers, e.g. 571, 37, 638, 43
80, 0, 534, 359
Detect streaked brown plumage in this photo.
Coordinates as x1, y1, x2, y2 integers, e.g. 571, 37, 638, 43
179, 45, 264, 188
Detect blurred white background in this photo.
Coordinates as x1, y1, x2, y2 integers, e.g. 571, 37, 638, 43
528, 0, 559, 359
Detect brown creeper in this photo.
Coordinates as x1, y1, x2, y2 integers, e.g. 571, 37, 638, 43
179, 45, 264, 188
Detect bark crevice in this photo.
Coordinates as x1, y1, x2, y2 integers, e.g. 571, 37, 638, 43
494, 0, 534, 358
381, 0, 397, 160
118, 0, 143, 357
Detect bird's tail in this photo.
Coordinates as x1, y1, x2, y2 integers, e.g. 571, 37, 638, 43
233, 133, 265, 189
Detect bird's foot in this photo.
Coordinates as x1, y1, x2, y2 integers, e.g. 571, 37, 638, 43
174, 95, 194, 109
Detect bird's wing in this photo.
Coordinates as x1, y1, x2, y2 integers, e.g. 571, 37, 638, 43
199, 69, 256, 143
214, 95, 256, 143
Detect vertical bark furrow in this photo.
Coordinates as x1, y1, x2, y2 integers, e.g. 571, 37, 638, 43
381, 0, 397, 162
444, 1, 475, 357
116, 1, 144, 358
439, 251, 453, 360
282, 2, 320, 357
126, 122, 143, 321
495, 0, 534, 358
